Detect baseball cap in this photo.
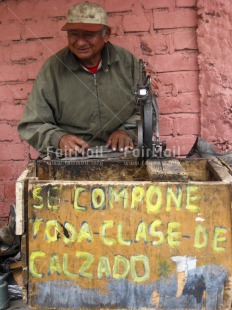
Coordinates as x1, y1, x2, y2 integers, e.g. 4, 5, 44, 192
61, 2, 108, 32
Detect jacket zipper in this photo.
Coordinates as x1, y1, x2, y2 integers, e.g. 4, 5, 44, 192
93, 73, 102, 139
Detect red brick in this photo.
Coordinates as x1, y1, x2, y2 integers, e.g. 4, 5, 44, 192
0, 3, 8, 23
8, 0, 68, 20
0, 45, 11, 62
6, 0, 67, 21
105, 0, 134, 13
141, 0, 175, 10
0, 21, 21, 41
31, 1, 67, 18
10, 0, 62, 20
5, 1, 36, 20
148, 51, 198, 73
140, 34, 172, 55
123, 2, 151, 33
0, 143, 25, 161
10, 41, 43, 62
123, 12, 150, 32
29, 147, 40, 160
34, 0, 104, 18
21, 19, 58, 40
176, 0, 197, 7
159, 92, 200, 114
159, 116, 173, 136
216, 127, 232, 142
26, 60, 44, 80
0, 164, 16, 180
173, 114, 199, 135
16, 160, 29, 178
0, 161, 28, 185
41, 37, 68, 61
57, 19, 68, 37
88, 0, 106, 7
0, 85, 14, 103
153, 9, 197, 29
201, 118, 232, 146
0, 104, 25, 121
4, 182, 15, 199
108, 16, 124, 36
174, 29, 198, 50
158, 71, 199, 94
11, 82, 33, 100
0, 64, 28, 82
0, 202, 11, 218
164, 135, 197, 156
110, 36, 142, 58
43, 1, 70, 17
0, 124, 21, 142
4, 183, 15, 199
0, 185, 4, 199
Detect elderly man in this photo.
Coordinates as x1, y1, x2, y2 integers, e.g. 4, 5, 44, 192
18, 2, 140, 157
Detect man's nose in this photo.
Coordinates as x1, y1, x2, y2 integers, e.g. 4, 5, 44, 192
74, 36, 88, 46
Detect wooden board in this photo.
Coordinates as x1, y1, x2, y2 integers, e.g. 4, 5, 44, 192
26, 180, 232, 309
207, 157, 232, 182
146, 159, 188, 181
35, 159, 150, 181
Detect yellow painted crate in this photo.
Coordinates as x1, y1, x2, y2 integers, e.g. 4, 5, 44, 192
16, 157, 232, 309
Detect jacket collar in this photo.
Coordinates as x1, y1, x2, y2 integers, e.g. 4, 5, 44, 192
67, 42, 120, 71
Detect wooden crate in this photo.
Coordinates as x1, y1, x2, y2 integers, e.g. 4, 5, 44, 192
16, 157, 232, 309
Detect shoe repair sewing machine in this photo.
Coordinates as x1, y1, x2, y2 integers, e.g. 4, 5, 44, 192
125, 59, 166, 162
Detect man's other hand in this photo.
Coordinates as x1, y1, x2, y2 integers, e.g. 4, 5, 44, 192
59, 134, 89, 156
106, 130, 134, 152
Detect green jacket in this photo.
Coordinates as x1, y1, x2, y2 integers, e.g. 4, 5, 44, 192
18, 42, 140, 153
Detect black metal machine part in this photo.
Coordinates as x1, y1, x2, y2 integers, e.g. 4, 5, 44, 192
126, 59, 166, 162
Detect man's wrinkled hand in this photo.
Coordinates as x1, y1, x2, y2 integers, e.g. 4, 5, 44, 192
59, 134, 89, 156
106, 130, 134, 152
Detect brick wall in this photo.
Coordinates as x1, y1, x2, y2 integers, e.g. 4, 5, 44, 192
197, 0, 232, 152
0, 0, 221, 224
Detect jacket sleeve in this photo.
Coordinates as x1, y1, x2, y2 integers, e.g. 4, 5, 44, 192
18, 64, 66, 153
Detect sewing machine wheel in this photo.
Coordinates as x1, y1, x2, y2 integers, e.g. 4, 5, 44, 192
143, 97, 154, 158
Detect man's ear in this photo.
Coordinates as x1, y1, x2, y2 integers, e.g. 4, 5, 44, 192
104, 27, 111, 43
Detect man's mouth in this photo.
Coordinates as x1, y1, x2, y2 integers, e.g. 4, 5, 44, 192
77, 48, 91, 53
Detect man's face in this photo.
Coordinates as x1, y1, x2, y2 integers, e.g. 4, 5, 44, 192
67, 27, 110, 65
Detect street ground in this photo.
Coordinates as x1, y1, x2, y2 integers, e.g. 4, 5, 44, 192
8, 299, 30, 310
